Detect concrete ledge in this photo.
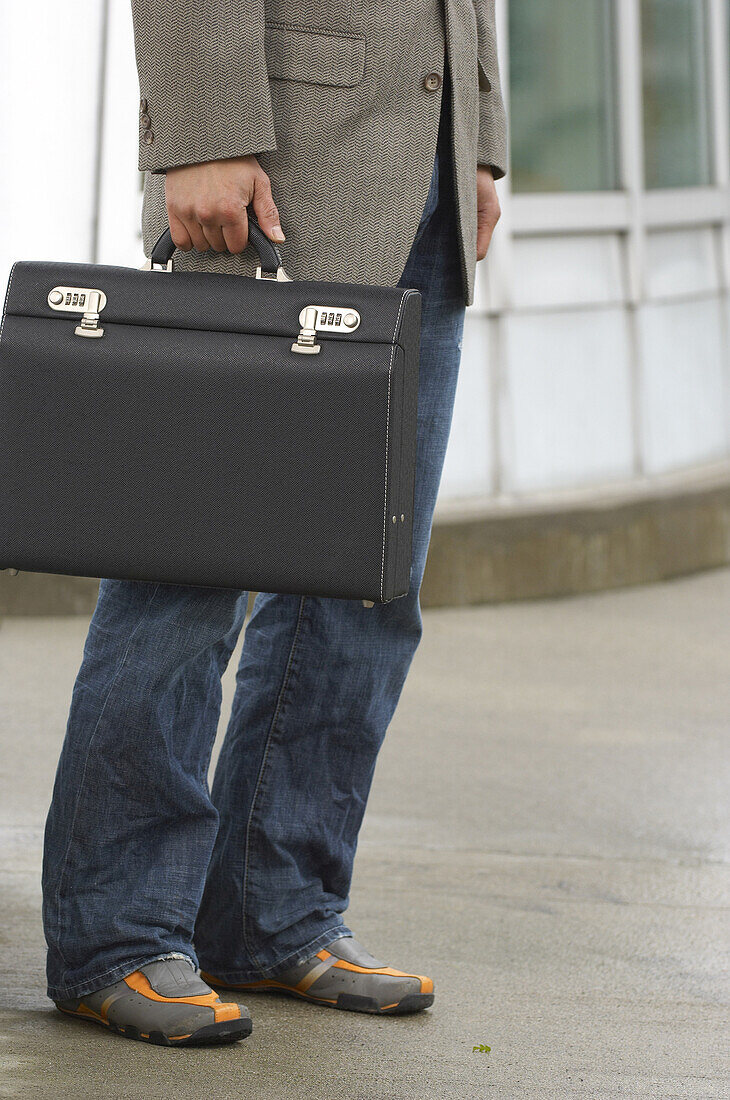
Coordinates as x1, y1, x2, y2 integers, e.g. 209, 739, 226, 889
421, 459, 730, 606
2, 460, 730, 614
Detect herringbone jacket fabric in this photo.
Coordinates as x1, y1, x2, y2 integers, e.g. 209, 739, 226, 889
131, 0, 507, 304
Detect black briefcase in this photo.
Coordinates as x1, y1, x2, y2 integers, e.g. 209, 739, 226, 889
0, 222, 420, 603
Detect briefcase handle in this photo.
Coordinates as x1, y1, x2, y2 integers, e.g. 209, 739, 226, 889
149, 212, 289, 281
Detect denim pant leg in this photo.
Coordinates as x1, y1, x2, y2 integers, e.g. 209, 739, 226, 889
42, 579, 247, 1000
194, 148, 466, 980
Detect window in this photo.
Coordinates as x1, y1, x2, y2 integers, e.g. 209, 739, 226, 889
641, 0, 713, 188
508, 0, 619, 193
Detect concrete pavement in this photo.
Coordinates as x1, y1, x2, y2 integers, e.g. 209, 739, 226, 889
1, 569, 729, 1098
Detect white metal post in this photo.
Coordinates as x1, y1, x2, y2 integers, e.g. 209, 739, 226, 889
615, 0, 648, 478
707, 0, 730, 447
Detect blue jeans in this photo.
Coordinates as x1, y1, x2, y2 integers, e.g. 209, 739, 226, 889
42, 136, 466, 1002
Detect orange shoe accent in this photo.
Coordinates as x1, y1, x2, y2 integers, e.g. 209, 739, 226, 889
276, 986, 337, 1004
201, 975, 264, 991
123, 970, 222, 1008
331, 959, 432, 989
206, 976, 338, 1004
224, 979, 295, 993
203, 957, 432, 1002
213, 1001, 242, 1023
295, 956, 336, 993
203, 953, 334, 993
64, 1002, 108, 1025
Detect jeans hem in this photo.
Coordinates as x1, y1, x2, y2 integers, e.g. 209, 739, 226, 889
47, 950, 195, 1003
198, 923, 352, 985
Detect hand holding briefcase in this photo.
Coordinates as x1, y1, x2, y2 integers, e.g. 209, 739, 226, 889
0, 220, 421, 603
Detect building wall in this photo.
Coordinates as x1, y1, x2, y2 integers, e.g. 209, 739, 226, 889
441, 0, 730, 501
0, 1, 142, 274
1, 0, 729, 508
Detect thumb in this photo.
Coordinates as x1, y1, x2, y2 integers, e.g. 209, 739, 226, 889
251, 173, 285, 243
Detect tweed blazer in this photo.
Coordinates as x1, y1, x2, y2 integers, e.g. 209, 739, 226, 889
131, 0, 507, 305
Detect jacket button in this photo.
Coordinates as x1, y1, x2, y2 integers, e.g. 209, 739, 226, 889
140, 97, 148, 112
143, 130, 154, 145
423, 72, 442, 92
140, 112, 151, 128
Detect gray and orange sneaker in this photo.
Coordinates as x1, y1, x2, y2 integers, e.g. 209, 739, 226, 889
55, 957, 252, 1046
202, 935, 434, 1015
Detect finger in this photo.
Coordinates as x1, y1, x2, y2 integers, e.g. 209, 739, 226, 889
477, 207, 500, 258
198, 220, 228, 252
251, 174, 285, 242
221, 208, 249, 254
195, 203, 228, 251
476, 224, 493, 261
476, 195, 500, 261
184, 217, 210, 253
168, 211, 193, 252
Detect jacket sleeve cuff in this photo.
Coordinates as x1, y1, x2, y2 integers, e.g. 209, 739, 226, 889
140, 125, 278, 176
477, 155, 507, 181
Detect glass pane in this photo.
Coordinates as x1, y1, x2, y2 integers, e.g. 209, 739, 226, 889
508, 0, 619, 193
641, 0, 713, 188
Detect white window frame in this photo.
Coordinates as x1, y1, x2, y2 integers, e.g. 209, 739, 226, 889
482, 0, 730, 307
474, 0, 730, 494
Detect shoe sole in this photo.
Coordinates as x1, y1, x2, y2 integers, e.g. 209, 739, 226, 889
336, 991, 434, 1015
205, 980, 434, 1016
57, 1006, 253, 1046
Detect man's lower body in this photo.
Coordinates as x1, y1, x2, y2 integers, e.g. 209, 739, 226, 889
42, 127, 466, 1013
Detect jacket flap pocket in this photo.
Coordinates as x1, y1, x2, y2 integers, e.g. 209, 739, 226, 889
265, 23, 366, 88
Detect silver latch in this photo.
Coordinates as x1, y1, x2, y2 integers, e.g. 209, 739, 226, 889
256, 265, 291, 282
291, 306, 321, 355
75, 291, 105, 338
141, 257, 173, 272
48, 286, 107, 338
48, 286, 107, 313
298, 306, 360, 333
